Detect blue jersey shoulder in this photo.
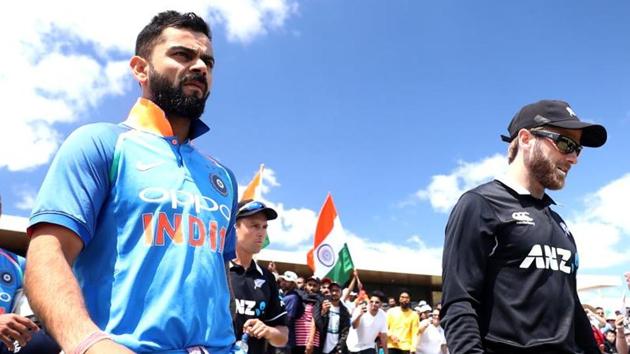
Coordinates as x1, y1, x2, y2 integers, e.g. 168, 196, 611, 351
29, 122, 128, 243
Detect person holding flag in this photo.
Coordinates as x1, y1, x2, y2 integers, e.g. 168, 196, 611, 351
229, 199, 288, 354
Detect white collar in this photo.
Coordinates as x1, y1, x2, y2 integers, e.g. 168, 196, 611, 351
496, 175, 533, 196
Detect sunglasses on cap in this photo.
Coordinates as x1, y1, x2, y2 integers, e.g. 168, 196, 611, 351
239, 200, 266, 213
530, 130, 582, 156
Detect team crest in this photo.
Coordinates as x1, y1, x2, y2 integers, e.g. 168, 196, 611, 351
254, 279, 266, 289
210, 174, 228, 196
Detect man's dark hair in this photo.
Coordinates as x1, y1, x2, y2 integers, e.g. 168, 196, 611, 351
136, 10, 212, 60
371, 290, 386, 303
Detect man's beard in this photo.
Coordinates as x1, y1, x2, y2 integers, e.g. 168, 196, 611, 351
148, 68, 209, 120
525, 140, 566, 191
400, 302, 410, 310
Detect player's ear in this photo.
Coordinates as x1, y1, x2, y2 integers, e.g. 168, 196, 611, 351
130, 56, 149, 85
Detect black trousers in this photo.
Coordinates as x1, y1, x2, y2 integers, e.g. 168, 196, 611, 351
350, 349, 376, 354
387, 349, 411, 354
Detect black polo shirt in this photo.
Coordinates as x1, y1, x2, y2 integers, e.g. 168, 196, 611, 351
229, 260, 287, 354
441, 178, 599, 354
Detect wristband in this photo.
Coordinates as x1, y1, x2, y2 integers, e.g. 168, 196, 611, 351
71, 330, 112, 354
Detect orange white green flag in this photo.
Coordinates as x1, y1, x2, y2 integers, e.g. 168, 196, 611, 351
240, 164, 271, 248
240, 164, 264, 202
306, 193, 355, 285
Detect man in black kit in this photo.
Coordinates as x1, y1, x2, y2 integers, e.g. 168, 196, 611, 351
230, 200, 288, 353
441, 100, 607, 354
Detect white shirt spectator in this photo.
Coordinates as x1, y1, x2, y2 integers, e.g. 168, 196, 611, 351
346, 307, 387, 352
416, 318, 447, 354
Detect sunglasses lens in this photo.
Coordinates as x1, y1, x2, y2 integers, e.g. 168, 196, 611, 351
557, 137, 581, 155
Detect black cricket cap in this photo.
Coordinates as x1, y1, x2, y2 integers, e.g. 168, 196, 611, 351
236, 199, 278, 220
501, 100, 607, 147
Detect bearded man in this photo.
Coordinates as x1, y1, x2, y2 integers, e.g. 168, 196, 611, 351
25, 10, 238, 354
441, 100, 607, 354
386, 291, 418, 354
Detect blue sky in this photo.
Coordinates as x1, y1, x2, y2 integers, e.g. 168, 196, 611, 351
0, 1, 628, 287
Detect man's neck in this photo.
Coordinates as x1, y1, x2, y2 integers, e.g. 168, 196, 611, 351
166, 115, 192, 143
234, 249, 254, 270
507, 162, 545, 199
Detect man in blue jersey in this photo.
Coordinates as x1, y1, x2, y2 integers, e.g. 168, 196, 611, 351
25, 11, 238, 354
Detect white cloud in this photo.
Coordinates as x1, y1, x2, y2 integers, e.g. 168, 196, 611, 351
15, 189, 37, 211
569, 173, 630, 270
0, 0, 298, 171
244, 166, 444, 275
345, 232, 443, 276
416, 154, 508, 213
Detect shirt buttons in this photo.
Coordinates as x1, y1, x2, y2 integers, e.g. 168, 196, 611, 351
171, 139, 178, 145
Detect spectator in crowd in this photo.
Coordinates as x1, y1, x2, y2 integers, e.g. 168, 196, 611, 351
586, 305, 613, 333
415, 309, 447, 354
295, 276, 322, 354
341, 270, 363, 313
441, 100, 606, 353
314, 282, 351, 354
279, 271, 303, 353
0, 198, 59, 354
603, 328, 617, 354
297, 277, 305, 290
321, 278, 332, 297
386, 291, 418, 354
25, 10, 239, 353
414, 302, 432, 322
229, 200, 288, 353
386, 297, 397, 311
615, 313, 629, 354
346, 291, 388, 354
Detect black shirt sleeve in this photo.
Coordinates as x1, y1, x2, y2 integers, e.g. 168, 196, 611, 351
441, 191, 499, 354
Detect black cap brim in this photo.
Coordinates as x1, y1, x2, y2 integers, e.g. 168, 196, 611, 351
500, 122, 607, 147
546, 120, 607, 147
237, 207, 278, 220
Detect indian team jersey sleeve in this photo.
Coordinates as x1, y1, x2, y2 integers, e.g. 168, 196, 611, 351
29, 123, 122, 245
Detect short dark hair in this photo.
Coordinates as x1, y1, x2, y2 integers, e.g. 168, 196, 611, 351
135, 10, 212, 60
371, 290, 386, 303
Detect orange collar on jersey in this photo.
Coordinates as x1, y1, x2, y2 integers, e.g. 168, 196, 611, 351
124, 98, 210, 140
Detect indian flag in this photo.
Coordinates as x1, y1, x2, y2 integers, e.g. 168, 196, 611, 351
240, 164, 271, 248
306, 194, 355, 285
240, 164, 264, 202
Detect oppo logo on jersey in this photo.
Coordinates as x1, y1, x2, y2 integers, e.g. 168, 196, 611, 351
139, 187, 231, 221
519, 244, 572, 274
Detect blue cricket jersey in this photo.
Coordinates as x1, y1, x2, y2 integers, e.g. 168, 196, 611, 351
29, 98, 237, 353
0, 249, 24, 314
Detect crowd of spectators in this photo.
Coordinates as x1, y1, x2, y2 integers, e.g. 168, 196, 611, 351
268, 265, 448, 354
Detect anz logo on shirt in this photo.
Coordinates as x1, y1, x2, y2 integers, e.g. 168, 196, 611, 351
235, 299, 267, 316
519, 244, 573, 274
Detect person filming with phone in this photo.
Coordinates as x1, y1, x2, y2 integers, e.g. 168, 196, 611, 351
313, 282, 351, 354
346, 291, 388, 354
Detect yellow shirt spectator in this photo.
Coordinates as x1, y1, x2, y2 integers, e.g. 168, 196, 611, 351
386, 305, 419, 351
